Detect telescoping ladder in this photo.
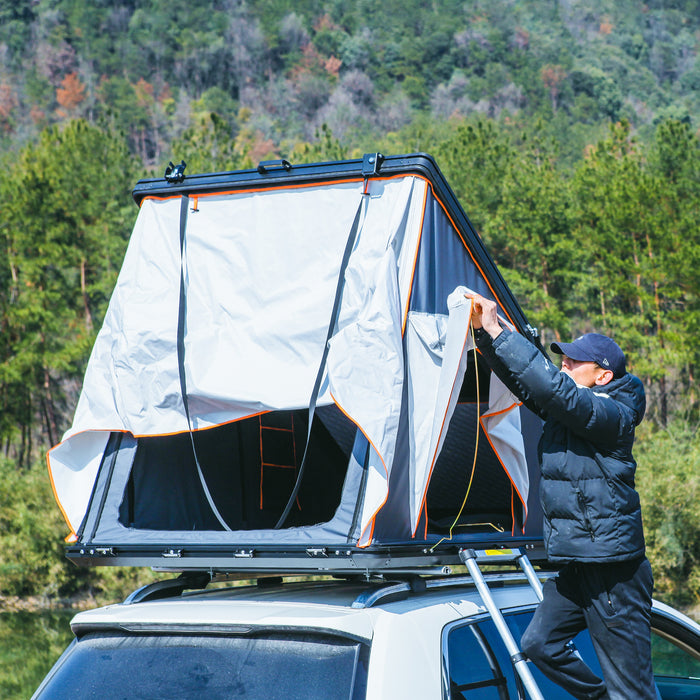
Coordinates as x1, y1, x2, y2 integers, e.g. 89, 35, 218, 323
459, 548, 545, 700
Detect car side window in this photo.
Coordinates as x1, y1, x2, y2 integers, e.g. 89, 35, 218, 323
445, 618, 511, 699
651, 619, 700, 700
444, 608, 602, 699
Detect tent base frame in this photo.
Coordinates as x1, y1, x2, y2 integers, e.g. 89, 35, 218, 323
66, 538, 546, 575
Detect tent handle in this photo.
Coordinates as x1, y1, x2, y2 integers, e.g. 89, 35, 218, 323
257, 159, 292, 174
274, 189, 368, 529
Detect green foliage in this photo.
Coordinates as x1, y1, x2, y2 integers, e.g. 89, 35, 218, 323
435, 120, 515, 234
0, 611, 74, 700
0, 120, 137, 455
636, 423, 700, 605
171, 112, 244, 174
0, 457, 69, 597
0, 0, 697, 610
488, 143, 580, 345
0, 454, 159, 602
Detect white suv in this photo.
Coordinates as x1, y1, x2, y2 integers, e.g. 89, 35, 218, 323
32, 571, 700, 699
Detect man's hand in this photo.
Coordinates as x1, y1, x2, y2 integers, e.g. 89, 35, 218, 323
464, 292, 503, 340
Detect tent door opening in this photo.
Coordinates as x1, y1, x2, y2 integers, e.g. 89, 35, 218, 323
117, 405, 356, 532
424, 351, 522, 537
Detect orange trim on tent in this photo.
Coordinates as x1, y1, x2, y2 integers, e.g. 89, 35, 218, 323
46, 450, 77, 538
478, 411, 528, 533
139, 172, 440, 205
400, 180, 429, 337
481, 401, 523, 420
140, 177, 366, 205
48, 410, 272, 444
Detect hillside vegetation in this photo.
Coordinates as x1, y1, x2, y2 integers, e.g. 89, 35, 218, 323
0, 0, 699, 606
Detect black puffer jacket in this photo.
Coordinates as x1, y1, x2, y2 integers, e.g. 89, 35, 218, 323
476, 328, 646, 563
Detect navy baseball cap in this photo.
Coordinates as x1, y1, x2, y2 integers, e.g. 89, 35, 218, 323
550, 333, 626, 378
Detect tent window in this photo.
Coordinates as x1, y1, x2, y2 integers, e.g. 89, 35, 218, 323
118, 406, 355, 531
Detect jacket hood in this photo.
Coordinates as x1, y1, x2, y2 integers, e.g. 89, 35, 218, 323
594, 372, 646, 426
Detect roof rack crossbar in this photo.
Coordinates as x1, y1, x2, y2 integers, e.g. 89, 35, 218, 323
124, 571, 211, 604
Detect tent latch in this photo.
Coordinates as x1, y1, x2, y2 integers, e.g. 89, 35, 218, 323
161, 548, 182, 558
306, 547, 328, 558
362, 152, 384, 177
233, 549, 255, 559
164, 160, 186, 183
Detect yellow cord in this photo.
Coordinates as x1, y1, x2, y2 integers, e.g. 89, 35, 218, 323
430, 319, 481, 551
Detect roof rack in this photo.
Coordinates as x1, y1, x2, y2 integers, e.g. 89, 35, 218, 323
122, 547, 551, 606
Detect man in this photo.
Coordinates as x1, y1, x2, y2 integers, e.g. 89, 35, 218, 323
466, 292, 655, 700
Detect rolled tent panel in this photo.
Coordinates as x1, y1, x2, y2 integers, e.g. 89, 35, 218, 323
405, 289, 472, 536
405, 288, 529, 536
327, 247, 405, 547
69, 198, 186, 438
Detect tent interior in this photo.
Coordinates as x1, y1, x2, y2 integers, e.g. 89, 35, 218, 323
112, 350, 522, 539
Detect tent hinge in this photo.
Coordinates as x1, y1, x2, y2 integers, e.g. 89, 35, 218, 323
362, 152, 384, 177
525, 324, 539, 340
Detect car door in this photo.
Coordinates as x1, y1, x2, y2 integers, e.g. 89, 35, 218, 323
443, 608, 599, 699
443, 604, 700, 699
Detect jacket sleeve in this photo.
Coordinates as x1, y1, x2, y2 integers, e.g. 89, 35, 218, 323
475, 329, 623, 445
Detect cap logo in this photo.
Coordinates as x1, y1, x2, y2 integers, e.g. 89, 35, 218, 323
601, 358, 609, 367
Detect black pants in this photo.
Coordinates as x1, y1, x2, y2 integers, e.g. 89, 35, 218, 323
521, 557, 657, 700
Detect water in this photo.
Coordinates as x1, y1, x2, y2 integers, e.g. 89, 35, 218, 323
0, 610, 75, 700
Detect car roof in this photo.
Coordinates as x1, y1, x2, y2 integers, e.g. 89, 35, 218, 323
69, 574, 542, 642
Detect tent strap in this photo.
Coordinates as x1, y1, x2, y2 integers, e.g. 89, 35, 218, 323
177, 194, 232, 531
274, 190, 368, 529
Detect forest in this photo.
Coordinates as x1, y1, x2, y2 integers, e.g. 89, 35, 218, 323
0, 0, 699, 608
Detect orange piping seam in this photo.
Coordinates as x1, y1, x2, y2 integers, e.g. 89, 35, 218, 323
481, 400, 524, 420
478, 415, 528, 524
46, 450, 77, 537
400, 180, 429, 336
139, 173, 435, 205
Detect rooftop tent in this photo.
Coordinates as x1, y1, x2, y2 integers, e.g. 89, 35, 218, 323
47, 154, 545, 573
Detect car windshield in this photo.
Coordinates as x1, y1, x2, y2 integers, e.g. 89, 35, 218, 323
35, 630, 369, 700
